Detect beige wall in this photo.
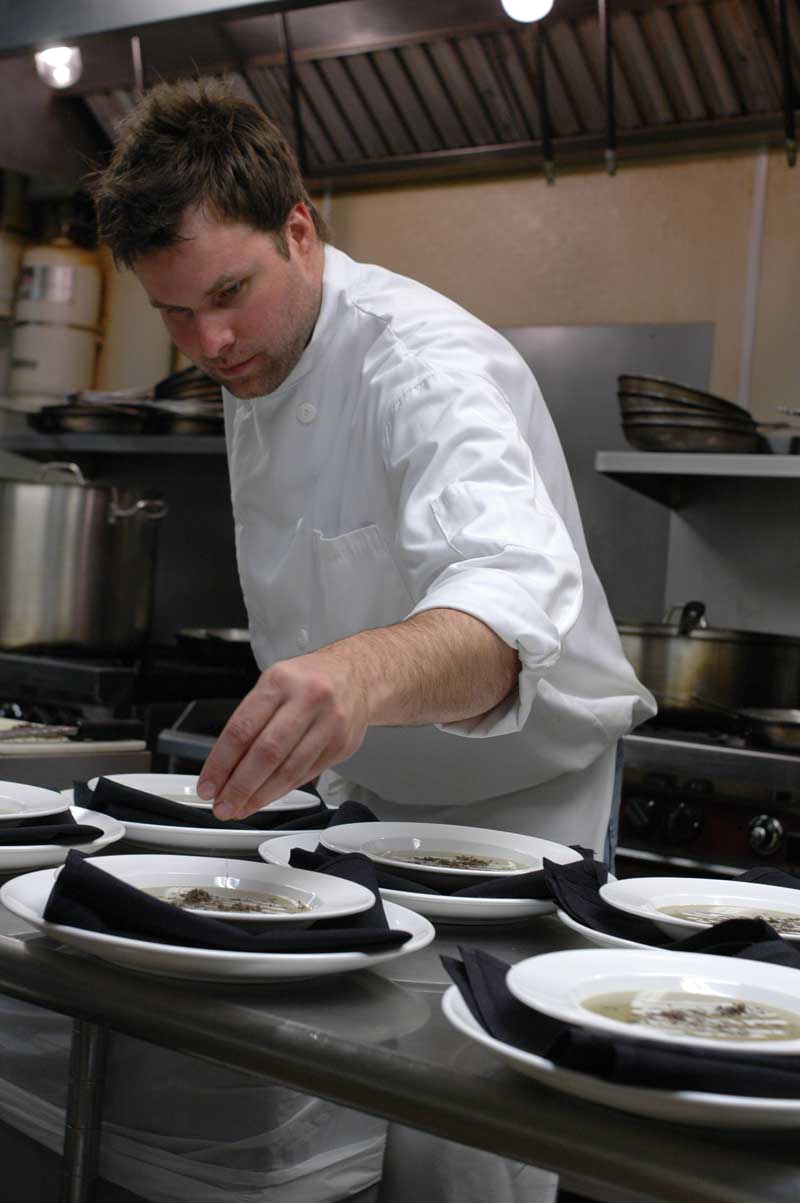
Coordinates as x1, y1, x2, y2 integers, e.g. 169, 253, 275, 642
94, 149, 798, 419
323, 149, 799, 422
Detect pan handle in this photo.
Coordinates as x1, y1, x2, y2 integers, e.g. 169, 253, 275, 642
109, 491, 168, 523
676, 600, 707, 635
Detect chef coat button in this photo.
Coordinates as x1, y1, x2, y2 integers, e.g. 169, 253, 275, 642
297, 402, 317, 424
297, 627, 310, 649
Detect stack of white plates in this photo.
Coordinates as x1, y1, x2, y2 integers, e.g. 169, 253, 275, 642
0, 780, 123, 871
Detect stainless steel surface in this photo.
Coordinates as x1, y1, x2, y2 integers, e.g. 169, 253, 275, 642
60, 1020, 108, 1203
0, 912, 798, 1202
618, 609, 800, 714
0, 463, 167, 651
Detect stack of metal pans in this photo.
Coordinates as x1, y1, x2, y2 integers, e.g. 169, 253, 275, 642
618, 375, 763, 453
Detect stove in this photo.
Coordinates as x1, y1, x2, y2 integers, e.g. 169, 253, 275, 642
619, 721, 800, 878
0, 645, 260, 790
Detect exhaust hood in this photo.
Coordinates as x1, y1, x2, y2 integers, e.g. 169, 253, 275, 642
0, 0, 797, 186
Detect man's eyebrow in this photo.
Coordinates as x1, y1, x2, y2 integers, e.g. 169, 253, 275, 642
149, 271, 248, 311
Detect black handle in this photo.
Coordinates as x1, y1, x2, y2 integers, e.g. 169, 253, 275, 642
677, 600, 706, 635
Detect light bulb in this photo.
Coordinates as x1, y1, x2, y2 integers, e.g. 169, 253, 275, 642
34, 46, 83, 89
500, 0, 554, 21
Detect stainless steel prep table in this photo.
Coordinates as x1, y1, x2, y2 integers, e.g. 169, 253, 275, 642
0, 904, 798, 1203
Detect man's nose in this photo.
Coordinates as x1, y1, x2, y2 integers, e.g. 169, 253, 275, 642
195, 313, 235, 360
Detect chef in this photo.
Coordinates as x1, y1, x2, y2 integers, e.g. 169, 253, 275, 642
94, 77, 655, 1203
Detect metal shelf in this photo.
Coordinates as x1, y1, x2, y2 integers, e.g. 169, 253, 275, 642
0, 433, 226, 455
595, 452, 800, 506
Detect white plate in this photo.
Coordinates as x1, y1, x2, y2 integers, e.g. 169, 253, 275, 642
507, 948, 800, 1055
35, 852, 375, 923
0, 807, 125, 872
600, 877, 800, 942
0, 781, 72, 823
86, 774, 319, 813
442, 986, 800, 1130
320, 822, 579, 879
556, 908, 656, 951
260, 832, 575, 923
0, 856, 435, 981
60, 789, 312, 855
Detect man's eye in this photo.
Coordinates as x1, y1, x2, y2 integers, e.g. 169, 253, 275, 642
220, 282, 241, 301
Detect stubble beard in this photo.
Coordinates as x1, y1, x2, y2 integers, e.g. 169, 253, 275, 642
211, 278, 323, 400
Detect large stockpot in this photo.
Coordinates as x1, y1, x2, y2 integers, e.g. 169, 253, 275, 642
618, 602, 800, 715
0, 462, 167, 651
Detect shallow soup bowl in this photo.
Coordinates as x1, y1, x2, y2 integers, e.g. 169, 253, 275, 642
599, 877, 800, 941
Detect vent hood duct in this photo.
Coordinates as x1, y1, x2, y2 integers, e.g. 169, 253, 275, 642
1, 0, 798, 186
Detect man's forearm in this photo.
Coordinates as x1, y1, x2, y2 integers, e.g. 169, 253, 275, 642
313, 607, 520, 728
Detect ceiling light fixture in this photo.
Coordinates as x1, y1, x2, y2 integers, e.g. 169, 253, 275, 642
34, 45, 83, 90
500, 0, 554, 21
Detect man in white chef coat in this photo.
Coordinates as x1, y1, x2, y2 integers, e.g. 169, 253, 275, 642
93, 78, 655, 1203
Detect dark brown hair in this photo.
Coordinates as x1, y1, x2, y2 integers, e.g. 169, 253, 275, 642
92, 77, 326, 267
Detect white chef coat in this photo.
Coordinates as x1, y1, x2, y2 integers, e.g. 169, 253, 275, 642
223, 245, 655, 854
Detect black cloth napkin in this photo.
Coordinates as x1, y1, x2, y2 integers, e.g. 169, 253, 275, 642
74, 777, 337, 833
44, 847, 413, 954
290, 811, 587, 899
0, 810, 103, 848
444, 946, 800, 1099
545, 857, 800, 967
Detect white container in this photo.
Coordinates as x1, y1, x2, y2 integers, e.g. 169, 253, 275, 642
8, 239, 103, 406
14, 241, 102, 328
8, 321, 99, 408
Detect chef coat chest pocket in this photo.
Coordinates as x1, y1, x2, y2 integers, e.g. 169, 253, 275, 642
314, 525, 414, 646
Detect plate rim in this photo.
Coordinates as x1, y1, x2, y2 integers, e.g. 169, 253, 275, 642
505, 947, 800, 1056
320, 821, 581, 878
258, 832, 556, 920
0, 806, 125, 861
599, 876, 800, 940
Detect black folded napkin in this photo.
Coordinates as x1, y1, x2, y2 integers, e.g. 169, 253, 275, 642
544, 857, 800, 967
44, 847, 413, 954
444, 946, 800, 1098
0, 810, 103, 848
74, 777, 335, 833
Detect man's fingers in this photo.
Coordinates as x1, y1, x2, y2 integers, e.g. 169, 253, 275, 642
211, 701, 318, 818
215, 722, 337, 820
197, 684, 281, 801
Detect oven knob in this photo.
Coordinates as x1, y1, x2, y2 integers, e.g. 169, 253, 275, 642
666, 803, 703, 846
748, 814, 783, 855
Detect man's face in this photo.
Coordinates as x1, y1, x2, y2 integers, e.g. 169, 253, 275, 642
134, 204, 324, 398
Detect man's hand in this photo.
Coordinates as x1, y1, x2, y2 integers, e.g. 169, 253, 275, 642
199, 608, 519, 821
198, 651, 369, 820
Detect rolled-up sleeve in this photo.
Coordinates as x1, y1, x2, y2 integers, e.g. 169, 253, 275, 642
382, 369, 583, 738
